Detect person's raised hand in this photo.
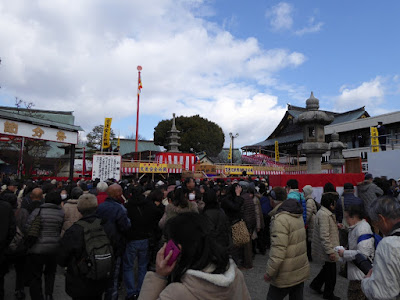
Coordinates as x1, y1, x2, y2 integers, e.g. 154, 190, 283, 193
156, 243, 178, 277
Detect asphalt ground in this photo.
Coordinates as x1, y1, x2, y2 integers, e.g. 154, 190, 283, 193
4, 251, 348, 300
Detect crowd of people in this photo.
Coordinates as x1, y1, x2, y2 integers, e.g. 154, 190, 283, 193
0, 173, 399, 300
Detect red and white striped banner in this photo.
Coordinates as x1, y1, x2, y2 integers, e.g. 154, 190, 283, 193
121, 167, 182, 174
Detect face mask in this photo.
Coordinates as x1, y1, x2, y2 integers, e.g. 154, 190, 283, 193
61, 194, 67, 200
188, 193, 196, 201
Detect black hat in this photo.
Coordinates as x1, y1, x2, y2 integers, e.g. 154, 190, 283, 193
365, 173, 373, 180
343, 183, 354, 190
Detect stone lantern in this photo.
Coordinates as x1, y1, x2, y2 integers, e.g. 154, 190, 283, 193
329, 132, 347, 173
167, 113, 181, 152
296, 92, 334, 174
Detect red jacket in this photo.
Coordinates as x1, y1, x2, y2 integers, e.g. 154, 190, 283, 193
96, 192, 108, 205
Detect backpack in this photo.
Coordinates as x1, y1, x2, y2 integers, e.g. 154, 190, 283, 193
76, 218, 114, 280
357, 233, 383, 250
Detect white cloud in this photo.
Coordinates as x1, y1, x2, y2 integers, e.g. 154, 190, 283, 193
295, 17, 323, 36
335, 77, 385, 111
266, 2, 294, 31
0, 0, 305, 147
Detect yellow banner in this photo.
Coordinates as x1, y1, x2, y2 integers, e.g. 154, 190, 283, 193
102, 118, 112, 149
224, 165, 254, 175
370, 127, 380, 153
228, 140, 232, 160
275, 141, 280, 162
139, 163, 169, 173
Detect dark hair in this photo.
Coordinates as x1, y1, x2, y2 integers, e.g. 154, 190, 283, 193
321, 193, 336, 209
173, 186, 189, 208
2, 193, 17, 209
45, 191, 62, 205
323, 182, 336, 193
167, 191, 174, 201
273, 186, 287, 201
147, 188, 163, 203
286, 179, 298, 189
345, 205, 366, 220
228, 183, 240, 199
71, 187, 83, 200
202, 189, 219, 211
184, 177, 194, 187
165, 213, 229, 282
259, 183, 267, 195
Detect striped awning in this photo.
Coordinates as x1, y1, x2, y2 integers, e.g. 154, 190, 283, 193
121, 167, 182, 174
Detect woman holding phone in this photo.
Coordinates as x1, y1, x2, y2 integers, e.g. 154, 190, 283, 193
139, 213, 251, 300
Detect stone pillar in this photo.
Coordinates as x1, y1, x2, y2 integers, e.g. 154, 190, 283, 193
329, 132, 346, 173
296, 92, 334, 174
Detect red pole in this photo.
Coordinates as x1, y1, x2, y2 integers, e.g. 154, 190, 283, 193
135, 66, 142, 153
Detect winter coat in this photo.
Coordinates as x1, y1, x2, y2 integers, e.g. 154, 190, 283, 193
266, 199, 310, 288
253, 195, 265, 232
357, 181, 384, 212
125, 196, 160, 241
221, 195, 244, 224
362, 223, 400, 300
138, 259, 251, 300
268, 202, 283, 218
260, 194, 272, 215
341, 219, 374, 281
202, 206, 231, 248
58, 214, 107, 298
287, 189, 307, 224
96, 192, 108, 205
335, 193, 364, 223
306, 196, 318, 242
312, 206, 340, 262
158, 201, 198, 229
96, 197, 131, 256
241, 193, 256, 233
62, 199, 82, 236
0, 200, 16, 261
21, 198, 43, 214
26, 203, 65, 254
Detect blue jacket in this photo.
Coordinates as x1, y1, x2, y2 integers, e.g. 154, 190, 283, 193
287, 190, 306, 224
260, 195, 272, 215
97, 197, 131, 256
335, 193, 364, 223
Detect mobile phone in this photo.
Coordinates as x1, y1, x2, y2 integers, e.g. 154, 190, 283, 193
164, 240, 180, 266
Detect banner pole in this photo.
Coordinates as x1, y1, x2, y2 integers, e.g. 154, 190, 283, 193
135, 66, 142, 153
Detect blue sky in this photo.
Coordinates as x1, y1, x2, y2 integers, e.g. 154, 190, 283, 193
0, 0, 399, 149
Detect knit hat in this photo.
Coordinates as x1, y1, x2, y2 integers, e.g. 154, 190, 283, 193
51, 179, 57, 185
77, 194, 98, 214
365, 173, 373, 180
302, 185, 313, 198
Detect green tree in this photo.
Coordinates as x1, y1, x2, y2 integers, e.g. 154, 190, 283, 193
154, 115, 225, 156
86, 125, 115, 150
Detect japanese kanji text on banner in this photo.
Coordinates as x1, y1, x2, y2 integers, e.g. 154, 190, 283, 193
92, 155, 121, 181
102, 118, 112, 149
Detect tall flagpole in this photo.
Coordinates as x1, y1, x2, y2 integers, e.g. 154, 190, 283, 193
135, 65, 142, 153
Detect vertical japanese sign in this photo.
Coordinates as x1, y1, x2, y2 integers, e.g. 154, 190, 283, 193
370, 127, 380, 153
92, 155, 121, 181
275, 141, 280, 162
102, 118, 112, 149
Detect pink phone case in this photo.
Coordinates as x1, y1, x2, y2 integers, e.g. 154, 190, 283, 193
164, 240, 180, 266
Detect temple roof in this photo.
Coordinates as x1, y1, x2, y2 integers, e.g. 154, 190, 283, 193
243, 105, 369, 150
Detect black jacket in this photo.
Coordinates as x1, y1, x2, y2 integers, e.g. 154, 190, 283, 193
0, 200, 16, 261
125, 196, 160, 241
58, 214, 107, 298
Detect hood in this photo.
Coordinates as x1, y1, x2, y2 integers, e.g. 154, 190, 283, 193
277, 198, 303, 215
66, 199, 78, 205
358, 181, 373, 192
181, 259, 246, 298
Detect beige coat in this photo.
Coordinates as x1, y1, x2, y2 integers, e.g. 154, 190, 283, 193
306, 197, 317, 242
62, 199, 81, 236
312, 206, 340, 262
138, 259, 251, 300
266, 199, 310, 288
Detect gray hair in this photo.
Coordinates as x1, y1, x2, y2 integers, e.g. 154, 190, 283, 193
96, 181, 108, 193
368, 195, 400, 222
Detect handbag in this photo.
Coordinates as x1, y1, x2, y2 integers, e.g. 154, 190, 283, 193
231, 220, 250, 247
25, 208, 42, 248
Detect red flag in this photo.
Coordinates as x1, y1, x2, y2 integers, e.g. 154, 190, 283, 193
138, 72, 143, 96
82, 147, 86, 175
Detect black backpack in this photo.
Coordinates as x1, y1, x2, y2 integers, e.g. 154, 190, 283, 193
76, 218, 114, 280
